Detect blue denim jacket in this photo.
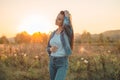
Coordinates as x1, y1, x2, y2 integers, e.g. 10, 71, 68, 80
46, 16, 74, 56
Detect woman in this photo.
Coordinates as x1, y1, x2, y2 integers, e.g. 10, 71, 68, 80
46, 10, 74, 80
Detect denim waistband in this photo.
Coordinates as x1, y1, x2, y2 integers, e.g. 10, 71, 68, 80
50, 56, 68, 59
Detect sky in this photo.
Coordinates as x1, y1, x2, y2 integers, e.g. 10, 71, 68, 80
0, 0, 120, 37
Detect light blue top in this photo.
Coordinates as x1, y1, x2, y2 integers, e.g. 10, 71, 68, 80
50, 33, 67, 57
47, 16, 73, 56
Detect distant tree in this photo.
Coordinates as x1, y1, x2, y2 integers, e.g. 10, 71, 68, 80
81, 31, 92, 43
0, 36, 9, 44
98, 33, 104, 44
31, 32, 48, 45
41, 33, 49, 45
98, 33, 111, 45
31, 32, 42, 43
74, 34, 81, 44
14, 31, 31, 43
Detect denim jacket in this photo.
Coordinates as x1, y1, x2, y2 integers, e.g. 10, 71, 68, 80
46, 16, 74, 56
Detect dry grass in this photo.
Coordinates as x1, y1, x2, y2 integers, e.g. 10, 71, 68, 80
0, 43, 120, 80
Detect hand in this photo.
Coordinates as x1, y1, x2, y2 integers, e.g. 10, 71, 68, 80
50, 46, 58, 53
64, 10, 70, 17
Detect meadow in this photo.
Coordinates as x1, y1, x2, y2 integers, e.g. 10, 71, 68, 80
0, 31, 120, 80
0, 42, 120, 80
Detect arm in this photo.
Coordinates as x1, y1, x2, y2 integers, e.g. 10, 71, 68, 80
63, 11, 74, 49
46, 34, 52, 56
63, 16, 73, 37
46, 30, 58, 55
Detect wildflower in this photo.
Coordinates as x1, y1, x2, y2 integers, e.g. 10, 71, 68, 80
81, 57, 84, 61
84, 59, 88, 64
79, 47, 85, 52
23, 53, 27, 57
108, 50, 111, 53
14, 54, 17, 57
35, 55, 39, 59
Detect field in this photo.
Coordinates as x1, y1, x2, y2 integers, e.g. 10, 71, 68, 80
0, 42, 120, 80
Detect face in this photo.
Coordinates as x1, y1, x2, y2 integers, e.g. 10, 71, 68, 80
56, 14, 64, 27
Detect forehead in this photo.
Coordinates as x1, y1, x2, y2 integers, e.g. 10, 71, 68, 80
57, 14, 64, 18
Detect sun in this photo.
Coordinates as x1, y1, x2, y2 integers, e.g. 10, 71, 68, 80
18, 14, 52, 34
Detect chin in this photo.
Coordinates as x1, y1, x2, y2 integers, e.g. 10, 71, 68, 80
57, 24, 62, 27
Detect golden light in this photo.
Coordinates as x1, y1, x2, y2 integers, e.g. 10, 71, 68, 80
79, 46, 85, 53
18, 14, 52, 34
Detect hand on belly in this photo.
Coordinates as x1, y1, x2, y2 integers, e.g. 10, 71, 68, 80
50, 46, 58, 53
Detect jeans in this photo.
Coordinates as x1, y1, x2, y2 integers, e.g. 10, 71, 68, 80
49, 56, 68, 80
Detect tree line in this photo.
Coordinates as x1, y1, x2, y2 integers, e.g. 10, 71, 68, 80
0, 31, 49, 45
0, 31, 120, 45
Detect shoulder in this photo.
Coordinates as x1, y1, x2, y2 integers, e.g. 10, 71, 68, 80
49, 29, 57, 38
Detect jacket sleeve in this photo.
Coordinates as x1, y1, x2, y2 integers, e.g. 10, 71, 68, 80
63, 16, 74, 49
46, 42, 51, 56
46, 30, 56, 56
46, 33, 52, 56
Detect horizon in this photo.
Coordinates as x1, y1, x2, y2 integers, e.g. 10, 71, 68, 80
0, 0, 120, 38
0, 29, 120, 38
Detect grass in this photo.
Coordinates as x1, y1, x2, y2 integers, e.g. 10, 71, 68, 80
0, 43, 120, 80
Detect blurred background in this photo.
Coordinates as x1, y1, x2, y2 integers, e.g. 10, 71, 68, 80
0, 0, 120, 80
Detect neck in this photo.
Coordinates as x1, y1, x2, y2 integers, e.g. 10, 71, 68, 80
58, 26, 63, 31
56, 26, 63, 34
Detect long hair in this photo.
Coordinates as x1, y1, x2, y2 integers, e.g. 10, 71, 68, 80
69, 15, 74, 50
57, 10, 74, 50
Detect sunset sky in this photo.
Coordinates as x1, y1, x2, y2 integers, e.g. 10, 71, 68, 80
0, 0, 120, 37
